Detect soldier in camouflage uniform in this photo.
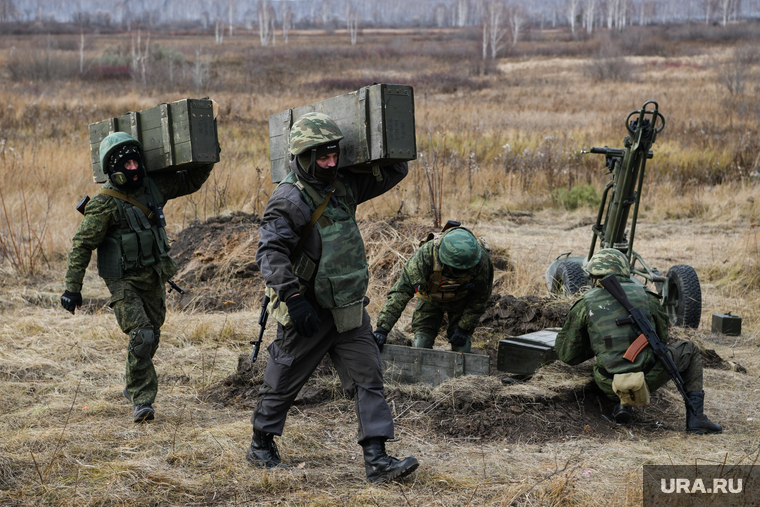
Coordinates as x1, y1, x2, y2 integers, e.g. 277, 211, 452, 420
374, 227, 493, 353
555, 249, 722, 434
248, 112, 418, 483
61, 132, 214, 423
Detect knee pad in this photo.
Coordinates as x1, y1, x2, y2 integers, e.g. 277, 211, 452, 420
129, 327, 156, 358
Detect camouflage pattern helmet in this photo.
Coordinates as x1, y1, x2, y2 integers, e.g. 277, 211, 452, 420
438, 229, 481, 270
289, 112, 344, 157
99, 132, 143, 173
584, 248, 631, 278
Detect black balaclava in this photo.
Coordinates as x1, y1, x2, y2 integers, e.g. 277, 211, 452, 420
108, 144, 145, 190
296, 142, 340, 184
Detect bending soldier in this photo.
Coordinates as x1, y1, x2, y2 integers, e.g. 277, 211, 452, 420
248, 112, 419, 483
374, 227, 494, 353
61, 132, 214, 423
555, 249, 722, 434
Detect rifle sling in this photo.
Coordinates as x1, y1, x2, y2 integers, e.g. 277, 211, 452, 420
97, 189, 155, 222
290, 189, 333, 263
623, 334, 649, 362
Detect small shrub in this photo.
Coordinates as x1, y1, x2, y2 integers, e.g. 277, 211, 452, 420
552, 184, 600, 210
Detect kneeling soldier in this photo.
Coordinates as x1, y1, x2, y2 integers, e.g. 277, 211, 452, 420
374, 227, 493, 353
555, 249, 722, 434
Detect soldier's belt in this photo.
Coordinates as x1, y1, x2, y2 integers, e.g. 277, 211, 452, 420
416, 291, 470, 302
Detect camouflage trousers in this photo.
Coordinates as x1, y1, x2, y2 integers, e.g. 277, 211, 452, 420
411, 298, 471, 353
106, 278, 166, 406
594, 340, 704, 401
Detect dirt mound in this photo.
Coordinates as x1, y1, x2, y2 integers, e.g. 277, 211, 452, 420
168, 211, 263, 311
480, 294, 570, 336
203, 354, 685, 444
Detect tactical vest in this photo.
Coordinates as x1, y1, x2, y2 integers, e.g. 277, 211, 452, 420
583, 278, 656, 375
281, 172, 369, 332
96, 179, 172, 279
415, 227, 479, 302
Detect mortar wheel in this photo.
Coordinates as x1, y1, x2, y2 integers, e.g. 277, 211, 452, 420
552, 261, 588, 296
663, 264, 702, 328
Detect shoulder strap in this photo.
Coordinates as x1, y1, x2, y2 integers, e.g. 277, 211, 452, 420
97, 188, 155, 222
290, 189, 332, 263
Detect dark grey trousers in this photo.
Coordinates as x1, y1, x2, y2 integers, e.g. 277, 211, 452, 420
252, 307, 394, 443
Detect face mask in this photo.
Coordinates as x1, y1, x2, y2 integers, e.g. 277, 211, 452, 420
110, 157, 145, 189
314, 163, 338, 183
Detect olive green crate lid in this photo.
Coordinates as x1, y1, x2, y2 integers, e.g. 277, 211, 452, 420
497, 329, 560, 375
269, 83, 416, 183
88, 98, 220, 183
380, 344, 489, 386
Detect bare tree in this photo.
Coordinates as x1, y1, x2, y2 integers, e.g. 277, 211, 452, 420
584, 0, 597, 33
567, 0, 581, 34
215, 17, 224, 44
228, 0, 234, 37
434, 3, 447, 26
507, 4, 523, 47
482, 1, 509, 58
258, 0, 272, 46
0, 0, 20, 22
456, 0, 468, 26
131, 29, 150, 85
282, 3, 293, 44
347, 1, 359, 45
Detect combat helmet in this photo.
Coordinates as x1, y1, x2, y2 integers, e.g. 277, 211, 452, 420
99, 132, 143, 173
438, 229, 481, 270
289, 112, 344, 157
584, 248, 630, 278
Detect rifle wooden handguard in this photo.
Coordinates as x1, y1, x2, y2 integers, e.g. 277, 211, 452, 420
623, 334, 649, 362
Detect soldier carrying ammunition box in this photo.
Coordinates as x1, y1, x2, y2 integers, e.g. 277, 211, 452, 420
555, 249, 722, 434
248, 112, 418, 483
374, 226, 494, 353
61, 132, 215, 423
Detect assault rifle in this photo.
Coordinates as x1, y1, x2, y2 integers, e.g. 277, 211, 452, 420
167, 280, 185, 294
599, 274, 697, 416
250, 293, 270, 363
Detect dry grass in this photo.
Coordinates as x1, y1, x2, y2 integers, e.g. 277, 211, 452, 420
1, 27, 760, 506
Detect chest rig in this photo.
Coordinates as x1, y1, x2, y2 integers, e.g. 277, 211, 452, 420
96, 179, 171, 279
282, 172, 369, 332
416, 227, 478, 302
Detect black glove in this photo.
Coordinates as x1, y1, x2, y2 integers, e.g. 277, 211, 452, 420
287, 294, 321, 338
60, 290, 82, 314
373, 326, 388, 351
448, 326, 470, 347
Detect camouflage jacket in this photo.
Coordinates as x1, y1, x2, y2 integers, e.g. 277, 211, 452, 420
376, 240, 494, 333
555, 278, 669, 370
64, 164, 214, 293
255, 159, 408, 305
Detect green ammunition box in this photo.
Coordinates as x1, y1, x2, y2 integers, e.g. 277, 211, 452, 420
497, 329, 559, 375
88, 98, 220, 183
269, 83, 416, 183
711, 313, 741, 336
380, 344, 490, 386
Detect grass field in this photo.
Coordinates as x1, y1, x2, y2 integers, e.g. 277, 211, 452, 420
0, 24, 759, 506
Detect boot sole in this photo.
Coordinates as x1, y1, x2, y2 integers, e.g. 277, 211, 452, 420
369, 458, 420, 483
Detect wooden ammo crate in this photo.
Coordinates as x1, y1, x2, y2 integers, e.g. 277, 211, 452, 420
380, 344, 490, 386
496, 329, 560, 375
269, 83, 416, 183
88, 98, 220, 183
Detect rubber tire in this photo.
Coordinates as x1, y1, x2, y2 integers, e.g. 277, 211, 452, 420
663, 264, 702, 329
552, 261, 588, 296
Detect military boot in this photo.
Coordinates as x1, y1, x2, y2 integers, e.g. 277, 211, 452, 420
133, 403, 155, 423
612, 404, 634, 424
361, 438, 419, 484
246, 430, 287, 469
686, 392, 723, 435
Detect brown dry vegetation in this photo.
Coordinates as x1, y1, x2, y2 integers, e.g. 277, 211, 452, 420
1, 25, 760, 506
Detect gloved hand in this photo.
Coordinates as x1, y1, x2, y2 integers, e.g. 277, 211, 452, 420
287, 294, 321, 338
373, 326, 388, 351
60, 290, 83, 314
448, 326, 471, 347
